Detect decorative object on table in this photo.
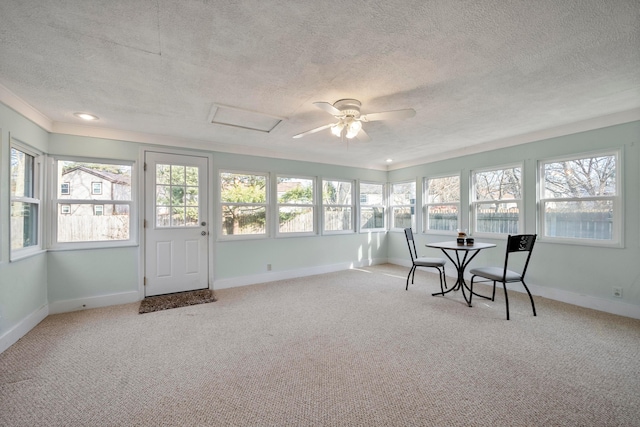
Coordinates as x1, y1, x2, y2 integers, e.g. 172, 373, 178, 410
457, 229, 467, 245
403, 228, 447, 293
469, 234, 537, 320
466, 238, 474, 245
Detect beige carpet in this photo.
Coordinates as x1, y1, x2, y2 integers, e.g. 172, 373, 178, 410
1, 264, 639, 426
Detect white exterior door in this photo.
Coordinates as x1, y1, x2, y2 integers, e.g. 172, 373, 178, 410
144, 152, 209, 296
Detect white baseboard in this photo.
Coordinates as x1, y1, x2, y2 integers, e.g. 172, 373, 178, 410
0, 304, 49, 354
48, 291, 140, 315
388, 259, 640, 320
214, 258, 387, 290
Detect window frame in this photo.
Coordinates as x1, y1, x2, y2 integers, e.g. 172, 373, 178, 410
50, 156, 136, 250
359, 181, 386, 232
470, 163, 523, 237
538, 149, 622, 247
9, 139, 44, 260
321, 177, 355, 234
60, 182, 70, 195
91, 182, 103, 195
423, 174, 461, 234
389, 180, 416, 232
275, 174, 317, 237
218, 169, 269, 240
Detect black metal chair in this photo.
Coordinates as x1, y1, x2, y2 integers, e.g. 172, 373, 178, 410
469, 234, 537, 320
404, 228, 447, 293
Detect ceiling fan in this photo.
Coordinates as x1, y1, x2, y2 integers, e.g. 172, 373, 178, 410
293, 99, 416, 142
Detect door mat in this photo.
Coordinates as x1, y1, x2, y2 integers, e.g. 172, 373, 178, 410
139, 289, 217, 314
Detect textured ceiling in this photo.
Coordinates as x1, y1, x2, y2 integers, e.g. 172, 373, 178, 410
0, 0, 638, 170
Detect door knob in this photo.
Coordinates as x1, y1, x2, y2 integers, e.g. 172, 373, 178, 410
201, 221, 207, 226
201, 231, 207, 236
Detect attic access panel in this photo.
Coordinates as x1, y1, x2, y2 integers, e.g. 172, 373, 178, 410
208, 104, 284, 133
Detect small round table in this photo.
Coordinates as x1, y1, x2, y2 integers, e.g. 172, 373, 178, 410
426, 241, 496, 306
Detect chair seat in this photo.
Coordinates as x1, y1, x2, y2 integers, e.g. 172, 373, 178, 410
470, 266, 521, 282
415, 257, 446, 267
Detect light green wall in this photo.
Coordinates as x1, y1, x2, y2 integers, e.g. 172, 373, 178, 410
212, 152, 388, 279
2, 98, 639, 349
0, 103, 49, 339
388, 121, 640, 307
47, 248, 139, 302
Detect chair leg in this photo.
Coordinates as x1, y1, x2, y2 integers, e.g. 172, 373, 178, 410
411, 265, 417, 284
502, 282, 510, 320
491, 281, 496, 301
521, 280, 537, 317
406, 265, 415, 290
442, 267, 447, 290
437, 267, 444, 294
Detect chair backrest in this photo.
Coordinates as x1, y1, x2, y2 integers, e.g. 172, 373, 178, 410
404, 228, 418, 262
503, 234, 537, 280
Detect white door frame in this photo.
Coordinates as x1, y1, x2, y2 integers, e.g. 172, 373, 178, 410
138, 147, 214, 298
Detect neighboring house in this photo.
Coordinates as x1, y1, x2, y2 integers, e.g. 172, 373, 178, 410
59, 166, 130, 216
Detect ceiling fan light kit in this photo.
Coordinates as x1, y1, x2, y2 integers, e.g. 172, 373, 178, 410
293, 98, 415, 142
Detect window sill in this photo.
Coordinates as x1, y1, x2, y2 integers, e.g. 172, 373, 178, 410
10, 248, 47, 262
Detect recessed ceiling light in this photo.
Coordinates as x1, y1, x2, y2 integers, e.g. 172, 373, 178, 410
74, 112, 99, 121
386, 158, 393, 163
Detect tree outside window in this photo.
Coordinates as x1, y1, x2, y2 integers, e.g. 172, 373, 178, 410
540, 153, 618, 243
472, 166, 522, 234
424, 175, 459, 232
220, 172, 267, 236
277, 176, 315, 234
322, 179, 354, 232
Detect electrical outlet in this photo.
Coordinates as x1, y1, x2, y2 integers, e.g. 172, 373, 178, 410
613, 287, 623, 298
267, 264, 272, 271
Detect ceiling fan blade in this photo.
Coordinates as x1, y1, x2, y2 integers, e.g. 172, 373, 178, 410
292, 123, 333, 138
356, 128, 371, 142
313, 101, 343, 116
360, 108, 416, 122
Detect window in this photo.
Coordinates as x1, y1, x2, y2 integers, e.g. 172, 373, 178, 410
390, 181, 415, 230
424, 175, 460, 232
322, 179, 354, 232
155, 163, 200, 227
472, 165, 522, 234
540, 152, 620, 244
92, 182, 102, 195
360, 182, 385, 231
10, 143, 42, 257
276, 176, 315, 235
220, 171, 268, 236
53, 159, 133, 245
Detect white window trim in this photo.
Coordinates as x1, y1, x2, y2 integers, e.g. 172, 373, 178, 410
537, 149, 622, 248
389, 179, 416, 232
358, 180, 386, 232
274, 174, 317, 238
218, 169, 270, 241
49, 156, 136, 250
470, 163, 523, 237
423, 173, 461, 235
9, 139, 44, 261
92, 182, 102, 195
321, 177, 355, 235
